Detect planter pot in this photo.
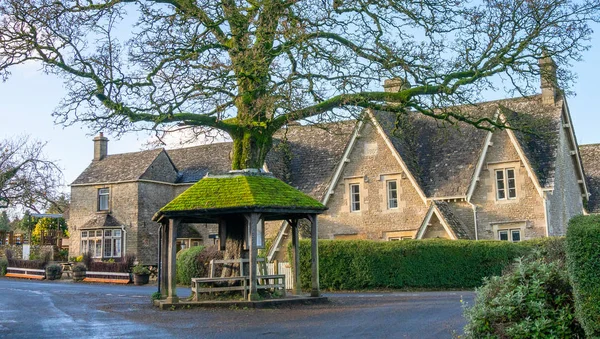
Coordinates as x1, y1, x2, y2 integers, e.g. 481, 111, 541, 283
46, 271, 62, 280
133, 273, 150, 286
73, 270, 86, 282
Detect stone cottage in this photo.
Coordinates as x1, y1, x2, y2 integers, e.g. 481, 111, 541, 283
68, 60, 598, 264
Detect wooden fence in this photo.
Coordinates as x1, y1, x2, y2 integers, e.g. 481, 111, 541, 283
266, 261, 293, 290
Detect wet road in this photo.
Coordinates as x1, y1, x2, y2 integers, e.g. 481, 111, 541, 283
0, 278, 474, 338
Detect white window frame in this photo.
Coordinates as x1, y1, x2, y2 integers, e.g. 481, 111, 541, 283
387, 180, 398, 209
498, 229, 521, 242
350, 184, 361, 212
81, 229, 122, 258
495, 168, 517, 201
98, 188, 110, 211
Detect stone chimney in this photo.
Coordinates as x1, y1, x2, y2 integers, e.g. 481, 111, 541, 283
93, 132, 109, 161
539, 56, 559, 105
383, 78, 410, 93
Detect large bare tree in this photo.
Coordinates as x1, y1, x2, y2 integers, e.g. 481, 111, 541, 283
0, 136, 63, 213
0, 0, 598, 170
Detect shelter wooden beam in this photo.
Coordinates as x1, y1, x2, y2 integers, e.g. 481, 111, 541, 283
289, 219, 301, 295
308, 214, 320, 297
245, 213, 261, 301
165, 218, 180, 303
160, 221, 169, 298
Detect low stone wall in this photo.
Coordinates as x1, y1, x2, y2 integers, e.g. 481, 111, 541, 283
0, 245, 55, 260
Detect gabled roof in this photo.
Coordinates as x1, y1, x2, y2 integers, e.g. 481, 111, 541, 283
416, 201, 473, 240
372, 95, 564, 198
80, 214, 123, 229
72, 149, 163, 185
579, 143, 600, 213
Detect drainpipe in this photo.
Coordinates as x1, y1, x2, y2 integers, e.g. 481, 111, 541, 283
121, 225, 127, 256
467, 201, 479, 240
157, 223, 162, 295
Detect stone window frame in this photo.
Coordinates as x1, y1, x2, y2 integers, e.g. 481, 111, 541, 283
387, 180, 399, 209
384, 230, 415, 240
97, 187, 110, 212
492, 222, 525, 242
487, 161, 520, 203
495, 168, 517, 200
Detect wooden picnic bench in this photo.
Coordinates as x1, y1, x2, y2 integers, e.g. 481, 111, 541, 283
5, 267, 45, 280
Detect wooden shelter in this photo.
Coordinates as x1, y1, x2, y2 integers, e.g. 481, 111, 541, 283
152, 169, 326, 302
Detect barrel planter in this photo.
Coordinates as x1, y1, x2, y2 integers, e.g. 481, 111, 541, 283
133, 273, 150, 286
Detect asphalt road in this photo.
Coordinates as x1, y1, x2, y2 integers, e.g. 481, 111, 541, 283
0, 278, 474, 338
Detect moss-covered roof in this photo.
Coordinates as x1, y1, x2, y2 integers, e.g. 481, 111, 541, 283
154, 172, 326, 221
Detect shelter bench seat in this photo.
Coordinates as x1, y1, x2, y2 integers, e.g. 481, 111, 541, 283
256, 274, 286, 297
5, 267, 45, 280
191, 277, 248, 301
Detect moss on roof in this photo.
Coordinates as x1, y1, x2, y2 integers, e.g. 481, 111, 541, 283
159, 173, 326, 213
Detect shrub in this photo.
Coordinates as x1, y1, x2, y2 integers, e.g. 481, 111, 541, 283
289, 239, 550, 290
72, 263, 87, 272
0, 257, 7, 276
566, 215, 600, 338
45, 264, 63, 280
132, 264, 150, 275
463, 255, 584, 338
176, 246, 205, 285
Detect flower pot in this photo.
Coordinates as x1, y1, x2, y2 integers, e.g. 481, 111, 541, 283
46, 271, 61, 280
133, 273, 150, 285
73, 270, 86, 282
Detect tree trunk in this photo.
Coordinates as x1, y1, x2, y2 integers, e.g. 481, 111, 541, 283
221, 216, 248, 278
230, 128, 273, 170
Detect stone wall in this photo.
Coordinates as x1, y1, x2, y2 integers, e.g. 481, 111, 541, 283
546, 115, 584, 236
137, 182, 175, 264
471, 131, 547, 240
319, 122, 428, 240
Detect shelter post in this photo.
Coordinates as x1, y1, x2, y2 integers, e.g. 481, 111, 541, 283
160, 220, 169, 298
165, 218, 180, 303
245, 213, 261, 301
308, 214, 320, 297
290, 219, 301, 295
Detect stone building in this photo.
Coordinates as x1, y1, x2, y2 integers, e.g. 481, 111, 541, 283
68, 61, 598, 264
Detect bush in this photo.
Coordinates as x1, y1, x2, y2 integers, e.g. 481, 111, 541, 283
566, 215, 600, 338
72, 263, 87, 272
289, 239, 551, 290
132, 264, 150, 275
0, 257, 7, 276
176, 246, 224, 285
463, 255, 584, 338
45, 264, 63, 280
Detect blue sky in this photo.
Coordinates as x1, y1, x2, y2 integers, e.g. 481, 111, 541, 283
2, 26, 600, 193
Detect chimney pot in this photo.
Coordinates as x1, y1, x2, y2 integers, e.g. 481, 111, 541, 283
539, 56, 559, 105
93, 133, 109, 161
383, 78, 410, 93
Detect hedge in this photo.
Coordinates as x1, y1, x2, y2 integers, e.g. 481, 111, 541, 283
289, 238, 555, 290
566, 215, 600, 338
176, 246, 224, 285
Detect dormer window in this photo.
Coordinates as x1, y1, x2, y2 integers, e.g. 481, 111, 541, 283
98, 188, 110, 211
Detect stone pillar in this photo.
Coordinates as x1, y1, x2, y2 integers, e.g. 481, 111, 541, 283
290, 219, 301, 295
245, 213, 260, 301
160, 222, 169, 298
165, 218, 180, 303
308, 214, 320, 297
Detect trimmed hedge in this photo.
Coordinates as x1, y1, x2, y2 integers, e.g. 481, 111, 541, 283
566, 215, 600, 338
289, 238, 555, 290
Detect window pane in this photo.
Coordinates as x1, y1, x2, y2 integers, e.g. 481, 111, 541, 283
506, 169, 515, 179
113, 230, 121, 237
95, 240, 102, 257
104, 230, 111, 237
96, 230, 103, 237
499, 230, 508, 241
497, 189, 505, 200
350, 184, 360, 211
81, 231, 88, 238
114, 239, 121, 257
496, 170, 504, 180
507, 169, 516, 198
511, 230, 521, 242
388, 180, 398, 209
104, 239, 112, 257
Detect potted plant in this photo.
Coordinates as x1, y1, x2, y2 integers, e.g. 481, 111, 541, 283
45, 264, 63, 280
72, 263, 87, 282
132, 264, 150, 285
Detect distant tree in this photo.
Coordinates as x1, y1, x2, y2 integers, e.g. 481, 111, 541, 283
45, 194, 70, 215
0, 211, 10, 232
0, 136, 63, 213
31, 217, 68, 245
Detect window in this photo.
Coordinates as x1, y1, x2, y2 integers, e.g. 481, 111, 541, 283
81, 229, 122, 258
387, 180, 398, 209
350, 184, 361, 211
98, 188, 110, 211
388, 236, 412, 241
498, 229, 521, 242
495, 168, 516, 200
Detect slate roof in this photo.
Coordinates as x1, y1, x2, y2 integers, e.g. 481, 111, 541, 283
166, 143, 233, 183
80, 214, 123, 229
433, 201, 473, 240
579, 144, 600, 213
72, 149, 163, 185
373, 95, 564, 197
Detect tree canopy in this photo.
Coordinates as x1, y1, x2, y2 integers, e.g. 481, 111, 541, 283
0, 136, 64, 212
1, 0, 598, 169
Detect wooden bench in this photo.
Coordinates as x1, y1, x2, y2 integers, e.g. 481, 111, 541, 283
256, 274, 286, 296
191, 277, 248, 300
83, 271, 130, 284
5, 267, 45, 280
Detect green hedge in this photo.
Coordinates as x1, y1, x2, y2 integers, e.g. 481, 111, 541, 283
566, 215, 600, 338
176, 246, 205, 285
289, 239, 555, 290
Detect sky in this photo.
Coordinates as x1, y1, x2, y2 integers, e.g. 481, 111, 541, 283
2, 25, 600, 195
